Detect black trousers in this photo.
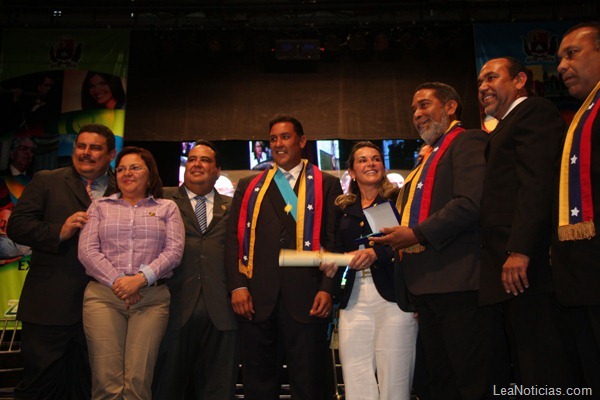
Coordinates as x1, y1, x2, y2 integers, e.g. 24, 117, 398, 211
14, 321, 91, 400
498, 293, 580, 390
414, 291, 505, 400
238, 298, 330, 400
152, 291, 239, 400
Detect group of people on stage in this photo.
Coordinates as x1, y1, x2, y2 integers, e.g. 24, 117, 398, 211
5, 21, 599, 400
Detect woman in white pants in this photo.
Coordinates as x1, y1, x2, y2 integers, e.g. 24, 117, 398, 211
324, 141, 418, 399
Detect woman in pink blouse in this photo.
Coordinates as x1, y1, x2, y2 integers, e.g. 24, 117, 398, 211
78, 146, 184, 400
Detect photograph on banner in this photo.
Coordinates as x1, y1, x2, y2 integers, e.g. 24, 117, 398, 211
0, 28, 130, 318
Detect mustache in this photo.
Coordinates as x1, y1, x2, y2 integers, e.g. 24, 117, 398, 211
78, 155, 95, 163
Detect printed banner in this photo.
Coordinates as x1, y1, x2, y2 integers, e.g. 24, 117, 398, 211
0, 29, 130, 318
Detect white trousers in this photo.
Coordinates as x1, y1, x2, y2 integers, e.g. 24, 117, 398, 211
339, 272, 418, 400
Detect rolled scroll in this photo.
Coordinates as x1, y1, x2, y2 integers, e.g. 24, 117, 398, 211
279, 249, 354, 267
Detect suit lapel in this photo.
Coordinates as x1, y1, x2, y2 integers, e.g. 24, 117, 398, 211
210, 192, 226, 232
174, 185, 203, 235
64, 167, 92, 208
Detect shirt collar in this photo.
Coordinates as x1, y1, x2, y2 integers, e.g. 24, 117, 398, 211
500, 96, 528, 120
184, 186, 215, 203
278, 161, 304, 181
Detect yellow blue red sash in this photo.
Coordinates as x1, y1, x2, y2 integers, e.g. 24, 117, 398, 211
397, 121, 465, 253
558, 81, 600, 241
237, 160, 323, 278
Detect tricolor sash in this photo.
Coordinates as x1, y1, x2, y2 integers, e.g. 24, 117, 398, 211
397, 121, 465, 253
237, 160, 324, 278
558, 80, 600, 241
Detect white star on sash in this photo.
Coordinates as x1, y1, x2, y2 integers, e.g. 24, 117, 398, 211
571, 207, 580, 217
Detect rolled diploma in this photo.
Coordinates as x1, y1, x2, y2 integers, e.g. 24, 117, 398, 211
279, 249, 354, 267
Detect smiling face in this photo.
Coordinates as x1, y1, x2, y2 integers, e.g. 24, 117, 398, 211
478, 58, 527, 120
270, 121, 306, 171
116, 153, 149, 202
184, 144, 220, 195
411, 88, 455, 145
558, 26, 600, 101
349, 146, 385, 189
88, 74, 116, 108
72, 132, 116, 180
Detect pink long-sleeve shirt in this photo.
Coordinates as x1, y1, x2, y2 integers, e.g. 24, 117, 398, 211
78, 193, 184, 287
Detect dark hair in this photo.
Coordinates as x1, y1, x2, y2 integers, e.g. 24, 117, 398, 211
76, 124, 116, 152
564, 21, 600, 49
269, 114, 304, 137
335, 141, 399, 209
192, 139, 221, 168
81, 71, 126, 110
115, 146, 163, 198
491, 56, 535, 96
415, 82, 463, 119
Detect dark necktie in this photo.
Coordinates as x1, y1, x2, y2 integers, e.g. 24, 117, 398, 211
194, 195, 207, 232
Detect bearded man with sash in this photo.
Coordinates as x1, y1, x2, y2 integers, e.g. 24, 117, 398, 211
225, 114, 342, 400
372, 83, 497, 399
553, 22, 600, 396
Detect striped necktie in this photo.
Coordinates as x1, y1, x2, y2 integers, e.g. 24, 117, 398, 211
86, 179, 95, 201
194, 195, 207, 233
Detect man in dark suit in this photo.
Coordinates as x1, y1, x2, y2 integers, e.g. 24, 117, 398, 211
553, 22, 600, 396
153, 140, 238, 399
225, 114, 342, 400
7, 123, 116, 399
372, 82, 497, 399
477, 57, 576, 388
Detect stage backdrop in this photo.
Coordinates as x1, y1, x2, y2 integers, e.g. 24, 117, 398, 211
0, 29, 129, 319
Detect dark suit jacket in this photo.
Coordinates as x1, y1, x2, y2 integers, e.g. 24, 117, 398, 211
7, 166, 116, 325
334, 194, 397, 308
401, 129, 488, 296
225, 166, 342, 324
480, 97, 565, 305
551, 109, 600, 306
164, 186, 237, 331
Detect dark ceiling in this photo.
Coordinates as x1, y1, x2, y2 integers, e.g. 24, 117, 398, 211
1, 1, 598, 30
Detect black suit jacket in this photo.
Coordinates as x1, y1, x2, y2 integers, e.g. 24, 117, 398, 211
334, 194, 397, 308
479, 97, 565, 305
551, 109, 600, 306
225, 166, 342, 324
7, 166, 116, 325
401, 129, 488, 296
164, 186, 237, 331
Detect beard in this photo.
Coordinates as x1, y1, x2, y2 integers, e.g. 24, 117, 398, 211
419, 112, 449, 145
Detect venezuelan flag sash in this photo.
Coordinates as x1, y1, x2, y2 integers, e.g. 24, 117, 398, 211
237, 160, 324, 278
558, 81, 600, 241
397, 121, 465, 253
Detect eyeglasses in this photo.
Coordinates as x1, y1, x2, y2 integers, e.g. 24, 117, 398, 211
115, 165, 146, 174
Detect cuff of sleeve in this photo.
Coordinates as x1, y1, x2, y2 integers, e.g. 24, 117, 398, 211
412, 226, 428, 245
139, 264, 157, 286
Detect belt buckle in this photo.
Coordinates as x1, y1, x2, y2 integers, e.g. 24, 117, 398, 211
361, 269, 372, 279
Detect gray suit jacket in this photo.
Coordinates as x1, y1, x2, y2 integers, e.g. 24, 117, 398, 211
401, 129, 488, 295
163, 185, 237, 331
7, 166, 116, 325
